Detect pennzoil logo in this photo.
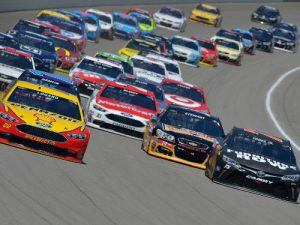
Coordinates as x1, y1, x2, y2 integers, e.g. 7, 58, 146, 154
34, 113, 56, 125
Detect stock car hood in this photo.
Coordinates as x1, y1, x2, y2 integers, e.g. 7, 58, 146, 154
133, 68, 164, 82
60, 30, 83, 40
224, 148, 298, 175
118, 47, 140, 58
114, 22, 137, 33
200, 47, 216, 56
254, 34, 272, 42
162, 124, 218, 146
216, 45, 240, 54
0, 63, 24, 79
5, 101, 84, 132
191, 9, 218, 19
97, 98, 155, 119
139, 23, 154, 31
155, 12, 182, 23
164, 94, 209, 113
72, 69, 110, 84
172, 45, 196, 56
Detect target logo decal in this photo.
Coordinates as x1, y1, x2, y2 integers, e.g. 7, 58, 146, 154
165, 94, 201, 108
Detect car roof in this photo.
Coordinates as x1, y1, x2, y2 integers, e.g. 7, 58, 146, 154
81, 56, 123, 69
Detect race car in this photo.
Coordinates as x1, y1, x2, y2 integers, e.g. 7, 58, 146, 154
35, 9, 70, 24
86, 9, 114, 40
0, 32, 19, 49
129, 12, 155, 36
212, 29, 243, 50
232, 28, 256, 55
142, 104, 225, 169
191, 36, 218, 67
95, 51, 133, 75
205, 127, 300, 202
140, 33, 174, 58
127, 8, 152, 18
153, 6, 187, 32
270, 22, 298, 38
85, 80, 158, 139
112, 12, 140, 40
56, 10, 84, 25
43, 32, 81, 73
215, 39, 242, 66
189, 3, 222, 27
250, 27, 274, 53
12, 31, 57, 72
50, 18, 86, 53
145, 53, 183, 81
130, 54, 167, 83
251, 5, 282, 25
170, 35, 201, 67
0, 69, 90, 163
69, 56, 124, 97
0, 46, 35, 92
161, 79, 211, 114
116, 73, 167, 113
272, 28, 298, 53
118, 38, 160, 58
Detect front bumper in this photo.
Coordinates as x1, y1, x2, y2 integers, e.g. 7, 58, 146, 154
114, 29, 137, 40
148, 137, 209, 169
173, 51, 200, 66
256, 41, 273, 52
155, 18, 182, 31
274, 40, 295, 53
189, 14, 216, 25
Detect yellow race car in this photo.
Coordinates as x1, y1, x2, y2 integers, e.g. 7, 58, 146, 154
36, 10, 70, 23
190, 3, 222, 27
215, 38, 243, 66
0, 70, 90, 163
118, 38, 160, 58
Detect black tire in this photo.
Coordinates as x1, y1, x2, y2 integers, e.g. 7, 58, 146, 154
215, 17, 222, 28
180, 22, 186, 33
108, 30, 114, 40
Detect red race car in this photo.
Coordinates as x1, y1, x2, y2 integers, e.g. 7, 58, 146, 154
161, 79, 211, 114
127, 8, 153, 17
43, 31, 81, 73
32, 19, 61, 34
191, 35, 218, 67
85, 80, 158, 139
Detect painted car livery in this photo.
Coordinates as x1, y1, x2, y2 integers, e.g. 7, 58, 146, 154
190, 3, 222, 27
113, 12, 140, 40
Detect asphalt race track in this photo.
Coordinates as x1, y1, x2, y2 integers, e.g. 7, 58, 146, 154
0, 3, 300, 225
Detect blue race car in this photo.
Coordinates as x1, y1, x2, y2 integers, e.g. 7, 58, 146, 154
71, 10, 101, 43
112, 12, 140, 40
0, 32, 19, 49
232, 28, 255, 54
13, 31, 57, 73
56, 10, 84, 25
128, 12, 155, 37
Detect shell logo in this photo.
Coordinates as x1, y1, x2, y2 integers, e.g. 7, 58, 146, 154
33, 113, 56, 125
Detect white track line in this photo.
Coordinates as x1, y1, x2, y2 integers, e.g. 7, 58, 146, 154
265, 66, 300, 152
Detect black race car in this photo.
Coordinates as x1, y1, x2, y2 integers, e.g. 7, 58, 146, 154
205, 127, 300, 202
140, 33, 174, 58
272, 28, 298, 53
249, 27, 274, 53
0, 32, 19, 49
251, 5, 282, 25
142, 104, 225, 169
8, 19, 54, 36
270, 22, 298, 38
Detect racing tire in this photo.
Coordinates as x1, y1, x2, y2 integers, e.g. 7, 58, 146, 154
108, 30, 114, 40
236, 56, 242, 66
214, 17, 222, 28
180, 22, 187, 33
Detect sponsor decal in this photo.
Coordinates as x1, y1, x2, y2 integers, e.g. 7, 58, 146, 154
35, 121, 52, 128
121, 112, 133, 118
246, 175, 273, 184
34, 113, 56, 125
24, 134, 54, 145
227, 149, 297, 171
2, 123, 11, 129
112, 122, 136, 130
164, 125, 215, 142
165, 94, 201, 108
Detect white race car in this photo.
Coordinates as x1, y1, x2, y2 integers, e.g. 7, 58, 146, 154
145, 53, 183, 82
86, 9, 114, 40
130, 54, 167, 83
170, 35, 201, 67
153, 6, 187, 32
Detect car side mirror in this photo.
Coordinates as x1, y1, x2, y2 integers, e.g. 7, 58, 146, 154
150, 115, 158, 123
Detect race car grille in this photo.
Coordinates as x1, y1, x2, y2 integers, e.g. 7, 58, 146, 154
106, 114, 145, 128
16, 124, 67, 142
178, 138, 209, 150
174, 145, 208, 164
196, 16, 209, 21
160, 21, 172, 27
114, 29, 129, 39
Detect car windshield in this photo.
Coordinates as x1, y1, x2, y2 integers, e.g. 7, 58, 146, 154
274, 23, 295, 33
171, 37, 198, 51
251, 29, 272, 40
217, 30, 241, 42
164, 62, 180, 74
118, 76, 164, 101
216, 39, 239, 50
196, 4, 219, 14
226, 132, 296, 165
8, 86, 81, 120
136, 16, 152, 26
95, 53, 133, 74
126, 40, 157, 52
162, 82, 205, 103
36, 13, 57, 23
0, 50, 33, 69
84, 17, 97, 25
132, 58, 165, 76
13, 21, 44, 34
243, 33, 253, 40
97, 14, 111, 23
0, 35, 19, 49
78, 58, 122, 79
100, 85, 156, 111
160, 7, 182, 19
18, 34, 55, 53
160, 108, 224, 138
18, 71, 77, 95
51, 36, 76, 52
195, 39, 215, 50
273, 29, 295, 40
114, 15, 137, 27
52, 20, 83, 35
